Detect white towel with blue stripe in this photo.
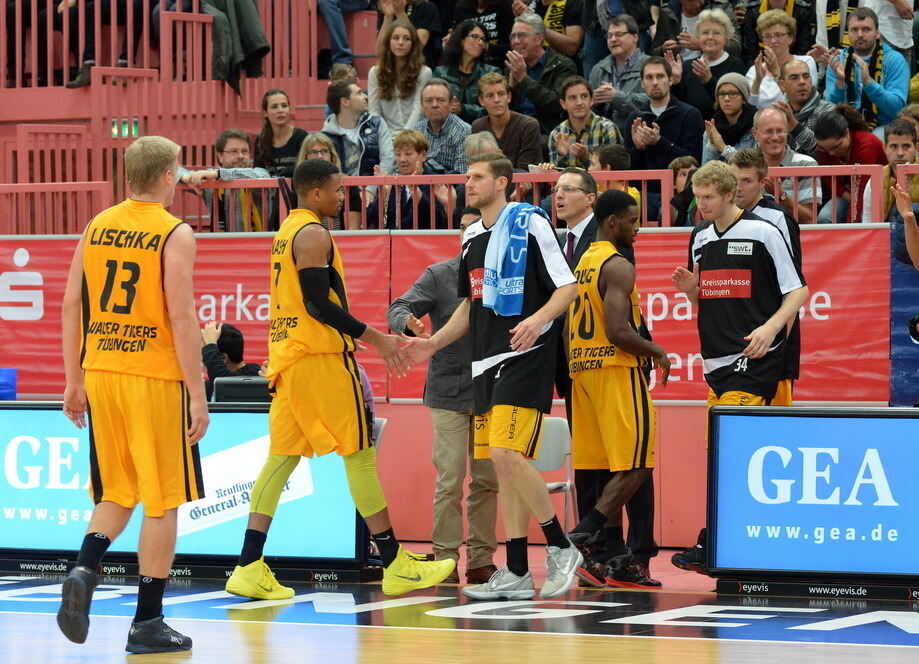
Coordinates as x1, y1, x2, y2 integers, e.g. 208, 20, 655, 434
482, 202, 549, 316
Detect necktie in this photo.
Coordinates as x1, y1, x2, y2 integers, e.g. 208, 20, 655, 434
565, 232, 576, 266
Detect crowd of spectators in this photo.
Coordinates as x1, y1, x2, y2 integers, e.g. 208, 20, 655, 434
189, 0, 919, 228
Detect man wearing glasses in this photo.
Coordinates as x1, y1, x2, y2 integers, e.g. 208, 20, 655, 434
589, 15, 650, 136
751, 106, 820, 224
177, 129, 272, 232
506, 14, 577, 139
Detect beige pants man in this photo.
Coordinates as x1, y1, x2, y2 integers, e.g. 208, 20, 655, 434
430, 408, 498, 569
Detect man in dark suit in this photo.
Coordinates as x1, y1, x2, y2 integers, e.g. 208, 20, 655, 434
553, 167, 660, 587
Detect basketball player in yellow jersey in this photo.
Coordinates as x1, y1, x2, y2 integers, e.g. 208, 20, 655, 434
225, 159, 455, 599
57, 136, 208, 654
565, 189, 671, 588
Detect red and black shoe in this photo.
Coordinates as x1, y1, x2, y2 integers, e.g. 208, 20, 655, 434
575, 557, 607, 587
604, 553, 663, 589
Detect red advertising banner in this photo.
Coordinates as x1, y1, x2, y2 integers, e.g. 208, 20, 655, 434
0, 227, 889, 401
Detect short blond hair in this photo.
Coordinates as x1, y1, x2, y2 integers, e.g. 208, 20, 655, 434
125, 136, 180, 194
757, 9, 797, 39
691, 160, 737, 195
696, 9, 734, 42
393, 129, 430, 153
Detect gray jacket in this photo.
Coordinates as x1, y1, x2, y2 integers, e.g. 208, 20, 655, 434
202, 0, 270, 92
789, 90, 836, 158
386, 256, 472, 411
589, 52, 649, 135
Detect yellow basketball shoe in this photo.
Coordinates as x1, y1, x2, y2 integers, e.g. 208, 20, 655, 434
382, 547, 456, 596
225, 557, 295, 600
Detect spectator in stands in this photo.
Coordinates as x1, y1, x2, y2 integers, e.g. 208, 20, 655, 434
814, 104, 887, 222
254, 89, 308, 178
589, 15, 650, 136
201, 321, 262, 401
370, 19, 433, 132
899, 104, 919, 135
318, 0, 371, 71
862, 119, 919, 223
666, 9, 745, 120
471, 72, 543, 169
773, 57, 835, 158
653, 0, 742, 61
506, 13, 577, 137
747, 11, 818, 110
324, 78, 396, 223
583, 0, 653, 80
413, 78, 472, 173
367, 130, 450, 228
588, 144, 642, 218
452, 0, 514, 68
51, 0, 145, 88
512, 0, 584, 58
823, 8, 909, 136
549, 77, 621, 169
434, 20, 500, 123
377, 0, 442, 68
740, 0, 814, 66
752, 106, 818, 223
177, 128, 271, 232
386, 210, 498, 585
294, 133, 358, 230
702, 72, 757, 163
624, 56, 704, 219
668, 155, 700, 225
861, 0, 914, 65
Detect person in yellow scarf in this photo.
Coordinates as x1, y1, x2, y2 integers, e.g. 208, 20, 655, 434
861, 118, 919, 224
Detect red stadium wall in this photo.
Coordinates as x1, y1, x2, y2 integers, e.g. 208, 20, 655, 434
0, 227, 891, 547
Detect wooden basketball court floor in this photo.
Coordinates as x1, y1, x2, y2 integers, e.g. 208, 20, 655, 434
3, 554, 919, 664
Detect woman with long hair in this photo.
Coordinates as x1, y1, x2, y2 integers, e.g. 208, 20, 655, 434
702, 73, 758, 163
451, 0, 514, 67
368, 19, 432, 132
254, 89, 308, 178
814, 104, 887, 223
433, 20, 499, 123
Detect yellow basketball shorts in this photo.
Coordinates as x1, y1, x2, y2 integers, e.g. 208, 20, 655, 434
473, 405, 543, 460
772, 379, 794, 406
85, 370, 203, 517
571, 366, 656, 471
706, 389, 770, 407
269, 351, 371, 457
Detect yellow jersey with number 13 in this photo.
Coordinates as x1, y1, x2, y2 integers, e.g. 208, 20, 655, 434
569, 241, 641, 375
80, 199, 184, 380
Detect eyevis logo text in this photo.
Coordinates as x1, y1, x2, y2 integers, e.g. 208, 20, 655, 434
747, 446, 898, 506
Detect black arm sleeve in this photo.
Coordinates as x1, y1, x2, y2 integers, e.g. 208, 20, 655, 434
298, 267, 367, 339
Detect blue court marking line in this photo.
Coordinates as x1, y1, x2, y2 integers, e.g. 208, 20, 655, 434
2, 610, 918, 651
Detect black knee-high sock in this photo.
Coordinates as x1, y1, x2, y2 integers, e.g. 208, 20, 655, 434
506, 537, 528, 577
239, 529, 267, 567
372, 528, 400, 567
134, 576, 167, 623
75, 532, 111, 570
539, 516, 570, 549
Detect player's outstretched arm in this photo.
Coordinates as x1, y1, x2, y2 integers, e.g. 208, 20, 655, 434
164, 223, 210, 444
293, 224, 409, 376
403, 298, 471, 366
62, 232, 88, 428
601, 258, 670, 386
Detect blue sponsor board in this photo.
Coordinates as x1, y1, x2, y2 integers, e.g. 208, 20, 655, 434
890, 219, 919, 407
710, 408, 919, 579
0, 403, 360, 562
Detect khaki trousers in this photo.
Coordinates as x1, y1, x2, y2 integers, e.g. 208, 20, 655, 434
429, 407, 498, 568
